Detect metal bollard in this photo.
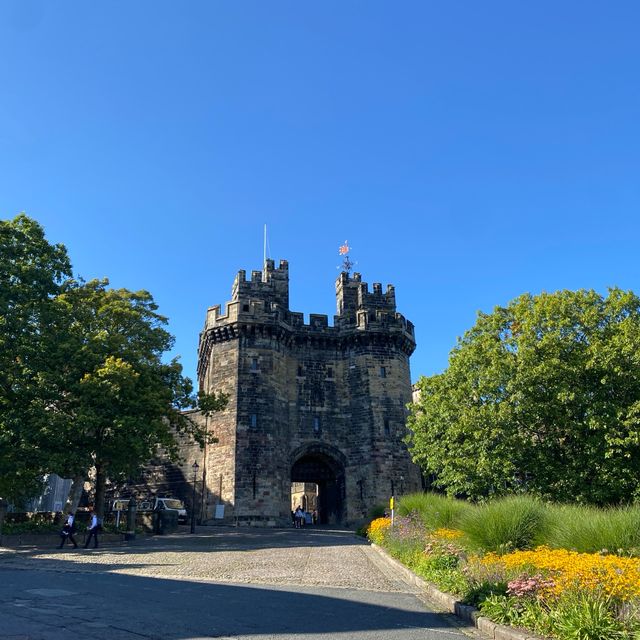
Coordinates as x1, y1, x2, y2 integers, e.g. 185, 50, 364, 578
125, 497, 137, 541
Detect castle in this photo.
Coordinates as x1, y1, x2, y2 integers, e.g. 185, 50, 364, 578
190, 259, 421, 526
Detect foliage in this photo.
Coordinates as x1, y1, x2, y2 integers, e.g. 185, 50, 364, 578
397, 492, 472, 529
551, 592, 624, 640
407, 289, 640, 505
0, 520, 60, 534
0, 214, 227, 509
0, 214, 72, 500
368, 494, 640, 639
458, 495, 548, 553
480, 592, 627, 640
544, 503, 640, 555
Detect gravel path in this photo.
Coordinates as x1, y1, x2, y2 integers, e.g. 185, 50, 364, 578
0, 526, 417, 592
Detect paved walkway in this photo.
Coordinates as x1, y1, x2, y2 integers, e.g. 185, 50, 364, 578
0, 526, 479, 640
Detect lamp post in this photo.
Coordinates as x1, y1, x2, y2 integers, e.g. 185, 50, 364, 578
190, 461, 199, 534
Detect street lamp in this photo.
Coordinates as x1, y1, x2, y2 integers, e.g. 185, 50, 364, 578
190, 461, 199, 534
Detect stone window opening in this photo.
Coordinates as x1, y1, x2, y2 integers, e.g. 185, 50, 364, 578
380, 366, 387, 378
250, 357, 259, 371
313, 416, 321, 433
250, 414, 258, 428
384, 419, 391, 437
243, 304, 250, 312
297, 365, 304, 377
327, 367, 333, 379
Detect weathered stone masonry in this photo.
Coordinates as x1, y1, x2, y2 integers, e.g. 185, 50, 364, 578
195, 259, 421, 526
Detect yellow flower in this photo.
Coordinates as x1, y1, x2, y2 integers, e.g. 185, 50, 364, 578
481, 546, 640, 601
433, 528, 464, 540
367, 517, 391, 544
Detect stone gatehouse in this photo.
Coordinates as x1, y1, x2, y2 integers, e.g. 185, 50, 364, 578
127, 260, 420, 525
190, 259, 421, 527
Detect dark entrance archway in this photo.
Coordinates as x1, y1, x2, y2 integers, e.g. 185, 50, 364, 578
290, 445, 345, 525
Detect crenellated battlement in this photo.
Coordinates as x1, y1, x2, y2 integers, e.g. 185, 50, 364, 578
230, 258, 289, 310
335, 271, 398, 326
201, 261, 414, 348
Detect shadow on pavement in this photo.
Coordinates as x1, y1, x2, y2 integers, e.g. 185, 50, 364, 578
2, 554, 470, 639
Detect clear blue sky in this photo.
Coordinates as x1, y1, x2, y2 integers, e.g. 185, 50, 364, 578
2, 1, 639, 384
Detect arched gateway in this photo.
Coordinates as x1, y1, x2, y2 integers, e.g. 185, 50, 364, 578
290, 443, 346, 524
188, 259, 421, 527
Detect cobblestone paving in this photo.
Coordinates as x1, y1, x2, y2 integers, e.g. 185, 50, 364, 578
0, 527, 418, 593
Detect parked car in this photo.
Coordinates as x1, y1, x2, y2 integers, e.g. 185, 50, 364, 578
111, 497, 188, 524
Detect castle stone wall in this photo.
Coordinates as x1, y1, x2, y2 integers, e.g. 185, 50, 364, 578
196, 259, 421, 527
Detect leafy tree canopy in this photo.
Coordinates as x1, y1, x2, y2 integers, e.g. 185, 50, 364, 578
0, 214, 71, 500
407, 288, 640, 505
0, 215, 226, 509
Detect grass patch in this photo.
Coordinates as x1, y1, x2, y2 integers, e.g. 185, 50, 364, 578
543, 503, 640, 554
458, 495, 547, 552
397, 492, 472, 529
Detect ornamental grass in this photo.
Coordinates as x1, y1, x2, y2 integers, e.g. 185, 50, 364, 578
396, 492, 472, 529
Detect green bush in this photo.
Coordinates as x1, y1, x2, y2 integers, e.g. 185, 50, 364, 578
543, 503, 640, 554
1, 521, 60, 534
459, 495, 548, 553
550, 591, 624, 640
396, 492, 472, 529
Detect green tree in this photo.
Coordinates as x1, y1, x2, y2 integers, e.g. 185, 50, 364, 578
48, 279, 226, 516
0, 214, 71, 501
407, 289, 640, 505
0, 214, 227, 512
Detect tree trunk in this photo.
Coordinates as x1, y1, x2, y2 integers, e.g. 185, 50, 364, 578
94, 464, 106, 518
62, 474, 86, 518
0, 498, 7, 536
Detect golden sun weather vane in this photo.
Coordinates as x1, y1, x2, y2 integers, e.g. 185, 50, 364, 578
338, 240, 355, 273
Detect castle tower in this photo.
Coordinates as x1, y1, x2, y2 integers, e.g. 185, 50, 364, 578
196, 260, 420, 526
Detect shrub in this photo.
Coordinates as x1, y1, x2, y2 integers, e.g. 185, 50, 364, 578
1, 521, 60, 534
396, 492, 472, 529
459, 495, 548, 552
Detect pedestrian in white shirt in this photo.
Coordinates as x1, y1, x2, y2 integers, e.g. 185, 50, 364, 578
58, 512, 78, 549
84, 509, 100, 548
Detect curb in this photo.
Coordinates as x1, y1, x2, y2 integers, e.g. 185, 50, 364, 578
370, 543, 545, 640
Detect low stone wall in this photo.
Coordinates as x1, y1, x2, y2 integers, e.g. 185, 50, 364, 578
0, 531, 127, 549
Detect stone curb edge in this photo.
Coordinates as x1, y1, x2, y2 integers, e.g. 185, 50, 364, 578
369, 543, 545, 640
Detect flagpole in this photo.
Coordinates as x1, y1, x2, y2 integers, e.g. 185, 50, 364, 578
264, 224, 267, 263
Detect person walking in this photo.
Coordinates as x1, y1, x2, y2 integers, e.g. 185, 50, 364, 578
58, 512, 78, 549
294, 506, 303, 529
84, 509, 101, 548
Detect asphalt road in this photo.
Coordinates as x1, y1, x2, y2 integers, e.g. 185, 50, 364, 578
0, 526, 478, 640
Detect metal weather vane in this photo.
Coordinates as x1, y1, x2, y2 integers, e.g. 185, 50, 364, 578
338, 240, 355, 273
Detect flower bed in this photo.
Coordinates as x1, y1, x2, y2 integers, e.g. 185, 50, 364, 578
367, 513, 640, 640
